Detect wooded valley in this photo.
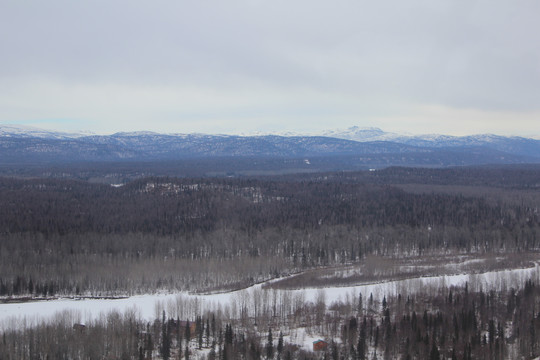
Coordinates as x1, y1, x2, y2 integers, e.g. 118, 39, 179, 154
1, 165, 539, 359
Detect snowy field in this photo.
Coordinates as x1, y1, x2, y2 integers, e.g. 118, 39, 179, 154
1, 263, 538, 330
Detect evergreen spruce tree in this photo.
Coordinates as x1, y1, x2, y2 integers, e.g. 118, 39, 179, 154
208, 341, 216, 360
185, 320, 191, 342
225, 324, 233, 345
277, 331, 284, 357
429, 342, 440, 360
285, 350, 292, 360
198, 321, 203, 349
146, 332, 153, 360
161, 311, 171, 360
206, 318, 211, 347
331, 341, 338, 360
357, 318, 366, 360
266, 328, 274, 359
138, 346, 144, 360
222, 344, 228, 360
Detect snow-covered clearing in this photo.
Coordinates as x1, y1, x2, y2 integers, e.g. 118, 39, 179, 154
1, 263, 538, 330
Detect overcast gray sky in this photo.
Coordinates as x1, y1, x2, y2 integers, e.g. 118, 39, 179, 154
1, 1, 539, 136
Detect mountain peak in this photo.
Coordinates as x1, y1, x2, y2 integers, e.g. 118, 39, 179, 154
112, 131, 161, 137
347, 126, 383, 132
323, 126, 393, 141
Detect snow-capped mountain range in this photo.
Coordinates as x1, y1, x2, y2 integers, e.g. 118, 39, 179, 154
0, 124, 93, 139
1, 124, 539, 168
322, 126, 540, 159
324, 126, 539, 147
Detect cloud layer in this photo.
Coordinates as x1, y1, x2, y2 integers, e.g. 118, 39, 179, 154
1, 1, 539, 136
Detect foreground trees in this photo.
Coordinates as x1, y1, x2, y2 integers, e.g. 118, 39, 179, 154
2, 277, 540, 359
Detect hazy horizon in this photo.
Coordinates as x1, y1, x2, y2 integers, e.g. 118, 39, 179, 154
1, 1, 539, 137
2, 122, 540, 140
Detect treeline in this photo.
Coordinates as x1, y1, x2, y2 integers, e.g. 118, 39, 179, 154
1, 175, 538, 235
297, 165, 540, 189
0, 174, 539, 295
3, 161, 540, 189
2, 278, 540, 359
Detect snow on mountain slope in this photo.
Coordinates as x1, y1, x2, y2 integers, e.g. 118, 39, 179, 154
0, 124, 91, 139
323, 127, 540, 158
1, 124, 539, 163
323, 126, 398, 141
324, 126, 499, 145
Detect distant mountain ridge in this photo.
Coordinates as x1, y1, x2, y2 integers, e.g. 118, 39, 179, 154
1, 124, 539, 168
0, 124, 93, 139
323, 126, 540, 160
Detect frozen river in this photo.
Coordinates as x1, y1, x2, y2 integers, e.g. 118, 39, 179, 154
1, 263, 538, 330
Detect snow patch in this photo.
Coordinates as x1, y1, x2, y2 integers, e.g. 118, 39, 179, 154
1, 264, 538, 330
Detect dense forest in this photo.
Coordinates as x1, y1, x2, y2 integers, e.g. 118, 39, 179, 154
1, 165, 540, 359
0, 166, 539, 296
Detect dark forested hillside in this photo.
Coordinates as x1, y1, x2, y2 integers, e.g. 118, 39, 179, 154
0, 176, 524, 235
0, 166, 539, 297
1, 166, 540, 360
